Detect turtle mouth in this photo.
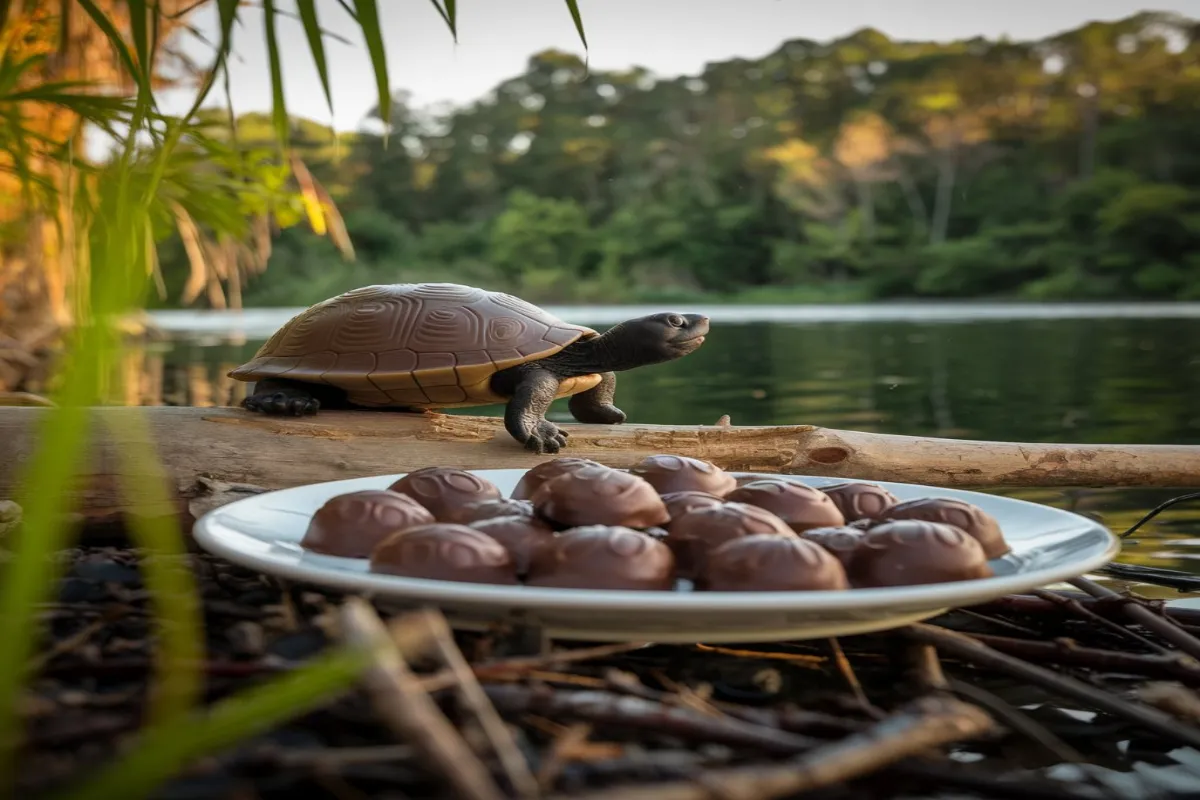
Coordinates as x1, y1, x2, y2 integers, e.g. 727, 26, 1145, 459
672, 333, 706, 350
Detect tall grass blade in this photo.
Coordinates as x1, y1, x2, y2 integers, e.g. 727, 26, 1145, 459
426, 0, 452, 35
0, 351, 99, 787
127, 0, 150, 88
262, 0, 289, 150
353, 0, 390, 145
75, 0, 152, 108
55, 646, 371, 800
563, 0, 589, 50
102, 408, 204, 728
296, 0, 334, 118
215, 0, 238, 60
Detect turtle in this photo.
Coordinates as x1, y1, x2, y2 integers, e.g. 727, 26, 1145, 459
227, 283, 710, 453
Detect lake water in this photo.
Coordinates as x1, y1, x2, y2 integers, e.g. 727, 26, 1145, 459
142, 302, 1200, 594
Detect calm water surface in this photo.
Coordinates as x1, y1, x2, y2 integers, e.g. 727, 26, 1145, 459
143, 303, 1200, 592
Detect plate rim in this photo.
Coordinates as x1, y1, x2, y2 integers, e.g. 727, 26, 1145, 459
192, 469, 1122, 614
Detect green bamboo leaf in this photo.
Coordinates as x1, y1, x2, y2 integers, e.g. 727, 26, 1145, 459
56, 646, 370, 800
295, 0, 334, 119
0, 53, 46, 96
443, 0, 457, 39
563, 0, 589, 50
426, 0, 452, 36
75, 0, 153, 108
354, 0, 391, 145
127, 0, 149, 87
215, 0, 238, 60
262, 0, 289, 150
334, 0, 358, 20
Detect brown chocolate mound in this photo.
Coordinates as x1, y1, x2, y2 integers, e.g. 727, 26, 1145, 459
799, 525, 868, 570
389, 467, 501, 521
531, 464, 670, 529
851, 519, 993, 588
510, 457, 603, 500
470, 515, 555, 575
697, 534, 850, 592
454, 497, 535, 525
667, 501, 796, 580
302, 489, 434, 558
660, 491, 726, 534
725, 478, 846, 533
369, 523, 519, 585
819, 482, 899, 524
882, 497, 1010, 559
525, 525, 676, 591
629, 455, 737, 497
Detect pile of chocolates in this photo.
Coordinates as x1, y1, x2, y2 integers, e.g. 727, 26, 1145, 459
300, 455, 1011, 592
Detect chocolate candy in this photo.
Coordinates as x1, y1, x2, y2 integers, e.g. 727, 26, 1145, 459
697, 534, 849, 592
470, 515, 555, 575
301, 490, 434, 558
454, 497, 535, 524
660, 491, 725, 528
531, 464, 669, 529
725, 479, 846, 533
389, 467, 501, 521
511, 457, 602, 500
667, 501, 796, 579
882, 497, 1010, 559
819, 482, 899, 523
850, 520, 992, 587
525, 525, 676, 591
800, 526, 867, 570
369, 523, 518, 585
629, 455, 737, 497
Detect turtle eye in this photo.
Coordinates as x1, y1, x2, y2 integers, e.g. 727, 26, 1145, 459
666, 314, 685, 328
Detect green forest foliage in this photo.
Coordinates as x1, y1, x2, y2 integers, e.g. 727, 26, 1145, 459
153, 12, 1200, 306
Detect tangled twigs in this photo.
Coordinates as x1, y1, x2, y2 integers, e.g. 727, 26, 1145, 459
903, 623, 1200, 749
966, 631, 1200, 684
1068, 576, 1200, 661
1032, 587, 1167, 652
544, 696, 995, 800
970, 592, 1200, 628
906, 643, 949, 691
418, 611, 542, 799
338, 600, 508, 800
482, 684, 820, 755
419, 641, 651, 693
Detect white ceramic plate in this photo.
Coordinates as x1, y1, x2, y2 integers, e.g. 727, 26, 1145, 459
192, 470, 1120, 643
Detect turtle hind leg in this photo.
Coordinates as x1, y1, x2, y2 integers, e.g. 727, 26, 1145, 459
242, 378, 345, 416
567, 372, 626, 425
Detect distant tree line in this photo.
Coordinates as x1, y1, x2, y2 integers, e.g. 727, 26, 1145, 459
151, 11, 1200, 306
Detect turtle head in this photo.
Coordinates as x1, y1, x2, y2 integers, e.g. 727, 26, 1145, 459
597, 312, 710, 369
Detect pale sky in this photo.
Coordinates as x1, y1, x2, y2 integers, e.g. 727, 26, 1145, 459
156, 0, 1200, 131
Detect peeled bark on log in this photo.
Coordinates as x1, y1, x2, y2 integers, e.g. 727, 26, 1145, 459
0, 406, 1198, 532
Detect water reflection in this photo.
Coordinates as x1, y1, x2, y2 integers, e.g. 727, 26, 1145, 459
142, 313, 1200, 580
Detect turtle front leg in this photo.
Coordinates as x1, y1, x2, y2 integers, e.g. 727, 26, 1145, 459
505, 368, 569, 454
243, 378, 342, 416
567, 372, 626, 425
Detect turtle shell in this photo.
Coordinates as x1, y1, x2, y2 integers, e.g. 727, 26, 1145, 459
227, 283, 601, 409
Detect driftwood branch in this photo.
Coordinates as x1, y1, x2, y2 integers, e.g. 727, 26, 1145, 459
1, 406, 1198, 527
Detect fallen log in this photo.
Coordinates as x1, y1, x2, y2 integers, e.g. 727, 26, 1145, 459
1, 406, 1198, 531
